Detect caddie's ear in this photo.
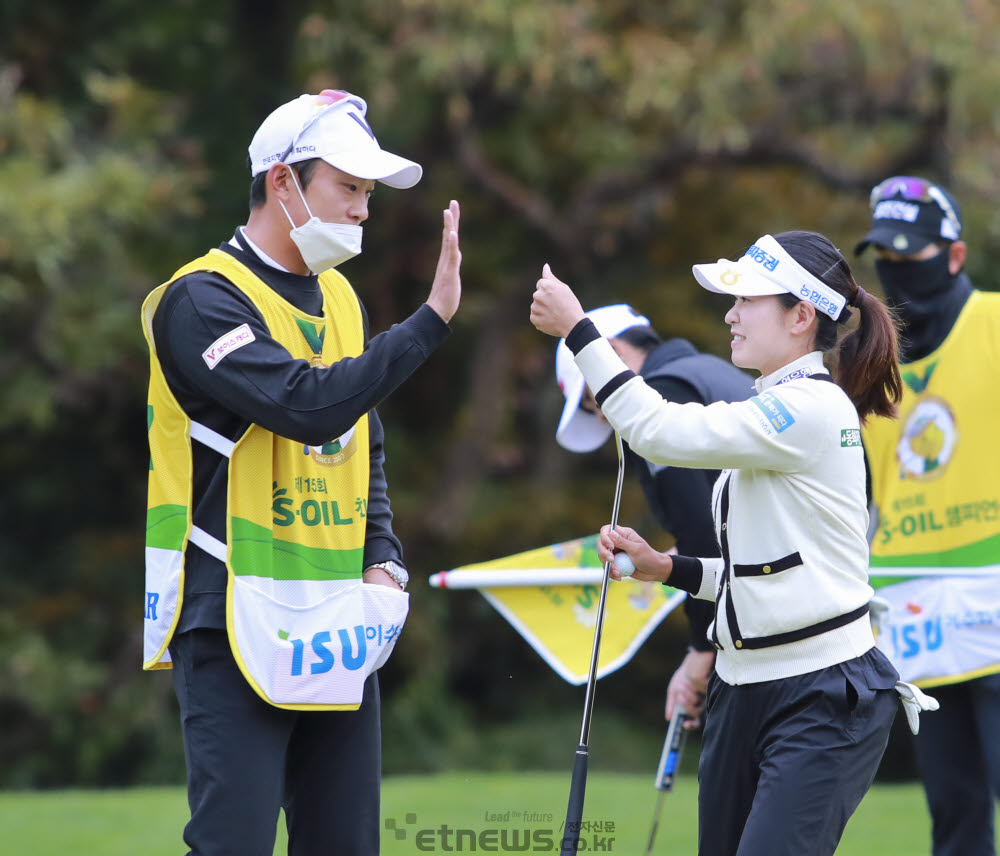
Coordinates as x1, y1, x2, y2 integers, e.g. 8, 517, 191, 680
948, 241, 966, 276
268, 162, 298, 203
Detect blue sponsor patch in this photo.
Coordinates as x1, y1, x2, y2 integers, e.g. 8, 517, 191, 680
777, 367, 814, 384
750, 392, 796, 433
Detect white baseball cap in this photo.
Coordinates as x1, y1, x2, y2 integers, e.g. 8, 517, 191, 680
247, 90, 422, 189
555, 304, 652, 453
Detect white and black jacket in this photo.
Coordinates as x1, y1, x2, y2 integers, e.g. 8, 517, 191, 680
568, 322, 876, 685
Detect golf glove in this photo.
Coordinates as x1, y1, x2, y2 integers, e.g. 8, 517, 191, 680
894, 681, 939, 735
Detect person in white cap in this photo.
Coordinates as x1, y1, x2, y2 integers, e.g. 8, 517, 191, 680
141, 90, 461, 855
554, 303, 751, 732
531, 231, 939, 856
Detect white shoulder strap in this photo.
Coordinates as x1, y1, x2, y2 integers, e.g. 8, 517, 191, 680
187, 422, 232, 561
190, 421, 235, 458
189, 525, 227, 562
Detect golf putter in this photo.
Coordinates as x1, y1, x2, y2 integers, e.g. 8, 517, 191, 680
559, 431, 627, 856
644, 705, 693, 855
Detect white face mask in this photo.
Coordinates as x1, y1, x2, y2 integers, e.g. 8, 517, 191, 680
279, 170, 363, 273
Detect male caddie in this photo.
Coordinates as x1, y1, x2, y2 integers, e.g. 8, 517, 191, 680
142, 89, 461, 855
857, 176, 1000, 856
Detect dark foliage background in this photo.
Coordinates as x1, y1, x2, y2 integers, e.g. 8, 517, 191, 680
1, 0, 997, 786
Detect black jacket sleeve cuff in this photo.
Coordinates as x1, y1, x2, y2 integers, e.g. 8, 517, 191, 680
413, 303, 451, 353
363, 535, 404, 569
565, 318, 600, 355
666, 554, 703, 595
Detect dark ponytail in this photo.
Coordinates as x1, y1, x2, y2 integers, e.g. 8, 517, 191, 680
774, 231, 902, 422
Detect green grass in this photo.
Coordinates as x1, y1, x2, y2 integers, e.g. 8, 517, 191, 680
0, 772, 944, 854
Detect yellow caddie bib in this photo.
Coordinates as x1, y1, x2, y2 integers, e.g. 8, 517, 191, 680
142, 250, 408, 709
864, 290, 1000, 685
865, 291, 1000, 569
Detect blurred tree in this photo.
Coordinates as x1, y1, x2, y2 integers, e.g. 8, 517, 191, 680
0, 79, 202, 429
0, 0, 997, 785
291, 0, 1000, 543
0, 64, 204, 785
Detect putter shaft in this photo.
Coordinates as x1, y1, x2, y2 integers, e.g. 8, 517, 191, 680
561, 432, 627, 856
577, 432, 626, 745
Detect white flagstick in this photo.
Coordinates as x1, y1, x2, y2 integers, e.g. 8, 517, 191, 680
428, 568, 610, 588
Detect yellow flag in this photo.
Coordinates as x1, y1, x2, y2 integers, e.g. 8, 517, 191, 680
431, 535, 686, 684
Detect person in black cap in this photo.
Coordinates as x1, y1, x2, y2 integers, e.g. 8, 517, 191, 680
855, 176, 969, 363
857, 176, 1000, 856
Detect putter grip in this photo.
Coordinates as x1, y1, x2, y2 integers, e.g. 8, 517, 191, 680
560, 745, 589, 856
654, 711, 693, 792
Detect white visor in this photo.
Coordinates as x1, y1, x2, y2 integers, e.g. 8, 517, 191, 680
692, 234, 848, 321
555, 345, 616, 453
554, 304, 651, 453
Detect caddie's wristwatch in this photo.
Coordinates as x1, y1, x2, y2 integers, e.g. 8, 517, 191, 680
366, 560, 409, 591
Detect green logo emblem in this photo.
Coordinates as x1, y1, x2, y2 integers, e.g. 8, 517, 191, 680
902, 361, 938, 395
294, 318, 326, 356
841, 429, 863, 447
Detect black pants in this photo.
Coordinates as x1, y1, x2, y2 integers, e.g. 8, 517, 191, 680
170, 628, 381, 856
698, 647, 898, 856
912, 672, 1000, 856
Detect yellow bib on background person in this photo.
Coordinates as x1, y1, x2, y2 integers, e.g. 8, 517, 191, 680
141, 250, 408, 709
864, 291, 1000, 685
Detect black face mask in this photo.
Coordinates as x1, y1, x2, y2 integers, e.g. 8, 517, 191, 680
874, 250, 972, 361
874, 252, 955, 309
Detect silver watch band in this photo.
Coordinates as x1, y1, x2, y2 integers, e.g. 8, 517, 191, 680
366, 560, 408, 590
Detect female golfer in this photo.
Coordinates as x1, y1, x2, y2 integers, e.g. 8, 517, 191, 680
530, 231, 937, 856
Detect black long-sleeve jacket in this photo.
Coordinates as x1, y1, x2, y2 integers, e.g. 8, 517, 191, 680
151, 231, 449, 631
